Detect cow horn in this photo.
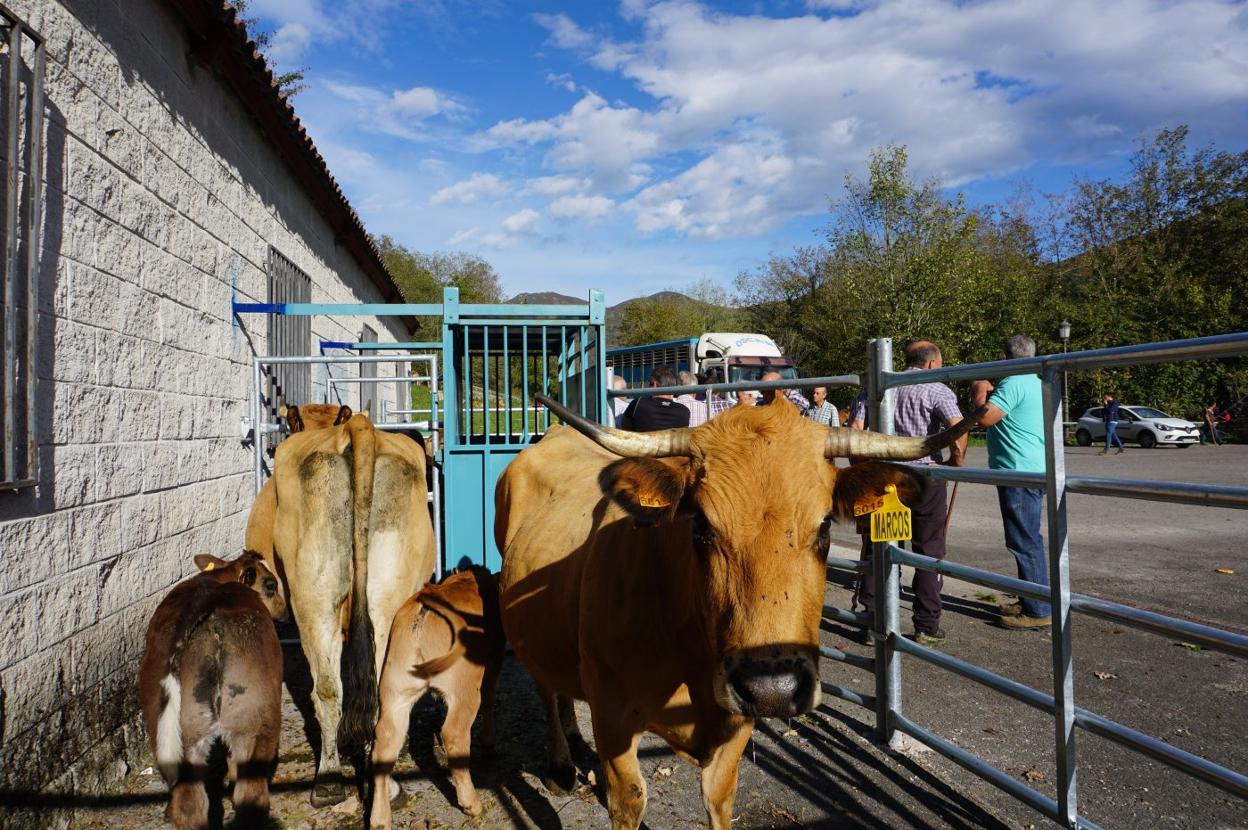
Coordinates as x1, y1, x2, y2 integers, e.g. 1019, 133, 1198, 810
537, 395, 693, 457
824, 406, 987, 459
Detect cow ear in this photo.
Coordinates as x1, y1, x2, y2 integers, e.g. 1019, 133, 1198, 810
286, 405, 304, 433
194, 553, 228, 573
830, 461, 925, 522
599, 458, 690, 526
334, 405, 352, 425
240, 567, 258, 586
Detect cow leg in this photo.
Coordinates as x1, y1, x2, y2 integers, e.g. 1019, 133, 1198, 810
699, 720, 753, 830
440, 675, 484, 816
168, 769, 209, 830
537, 683, 576, 795
369, 673, 428, 830
592, 715, 646, 830
300, 613, 348, 806
227, 730, 277, 830
477, 653, 501, 755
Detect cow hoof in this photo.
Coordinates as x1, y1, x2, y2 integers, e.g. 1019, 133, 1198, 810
460, 797, 483, 817
543, 763, 577, 796
389, 779, 410, 808
311, 777, 346, 807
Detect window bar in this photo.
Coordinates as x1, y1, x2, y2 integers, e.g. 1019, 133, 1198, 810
2, 21, 21, 484
579, 326, 587, 416
462, 324, 470, 439
502, 327, 511, 438
559, 325, 568, 406
23, 39, 43, 483
542, 328, 549, 432
483, 326, 491, 439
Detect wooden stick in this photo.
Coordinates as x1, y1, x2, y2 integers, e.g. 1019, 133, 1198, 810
944, 481, 960, 536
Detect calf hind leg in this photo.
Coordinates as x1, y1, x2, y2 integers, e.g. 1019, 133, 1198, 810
369, 677, 429, 830
168, 763, 209, 830
440, 680, 485, 816
227, 730, 278, 830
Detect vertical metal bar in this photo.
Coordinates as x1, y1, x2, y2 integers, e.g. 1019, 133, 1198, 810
579, 326, 587, 416
430, 353, 442, 580
2, 22, 21, 484
559, 326, 568, 406
483, 326, 491, 438
867, 337, 902, 749
253, 359, 263, 495
462, 324, 470, 438
1043, 367, 1078, 825
522, 325, 529, 438
24, 40, 43, 481
542, 328, 549, 431
502, 327, 511, 438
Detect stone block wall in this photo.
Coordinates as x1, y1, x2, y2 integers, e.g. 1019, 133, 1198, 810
0, 1, 413, 820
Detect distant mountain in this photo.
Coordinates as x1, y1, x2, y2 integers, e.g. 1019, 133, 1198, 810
507, 291, 583, 305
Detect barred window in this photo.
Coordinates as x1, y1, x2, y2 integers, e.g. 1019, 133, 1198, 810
1, 11, 45, 489
266, 247, 311, 409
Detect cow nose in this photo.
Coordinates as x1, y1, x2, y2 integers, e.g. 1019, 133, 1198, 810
725, 658, 817, 718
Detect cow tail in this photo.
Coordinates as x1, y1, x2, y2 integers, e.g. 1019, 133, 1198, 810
339, 415, 379, 752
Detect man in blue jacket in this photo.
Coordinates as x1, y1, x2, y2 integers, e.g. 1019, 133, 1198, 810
1099, 393, 1125, 455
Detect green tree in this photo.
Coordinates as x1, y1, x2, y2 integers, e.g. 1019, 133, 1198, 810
232, 0, 307, 97
613, 279, 746, 348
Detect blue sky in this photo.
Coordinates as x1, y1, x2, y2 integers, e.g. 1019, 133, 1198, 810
246, 0, 1248, 301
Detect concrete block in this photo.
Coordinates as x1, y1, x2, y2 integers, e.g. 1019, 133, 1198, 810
51, 443, 96, 508
0, 642, 73, 736
71, 609, 136, 690
95, 443, 145, 501
97, 549, 154, 619
44, 320, 96, 384
37, 568, 102, 649
114, 389, 160, 443
0, 511, 70, 593
118, 492, 161, 550
0, 587, 44, 669
70, 503, 123, 567
140, 442, 178, 492
95, 329, 155, 390
52, 382, 116, 444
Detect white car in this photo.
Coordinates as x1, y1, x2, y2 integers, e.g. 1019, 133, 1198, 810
1074, 406, 1200, 448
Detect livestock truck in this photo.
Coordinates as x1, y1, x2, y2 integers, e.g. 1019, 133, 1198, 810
606, 332, 799, 389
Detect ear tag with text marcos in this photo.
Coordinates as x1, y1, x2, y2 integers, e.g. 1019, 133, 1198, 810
868, 485, 912, 543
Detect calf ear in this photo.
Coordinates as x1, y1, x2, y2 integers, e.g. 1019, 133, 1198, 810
599, 458, 690, 526
194, 553, 229, 573
286, 405, 305, 433
334, 405, 352, 425
830, 461, 925, 522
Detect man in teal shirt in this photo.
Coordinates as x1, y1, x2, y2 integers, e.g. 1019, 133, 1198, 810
971, 334, 1051, 630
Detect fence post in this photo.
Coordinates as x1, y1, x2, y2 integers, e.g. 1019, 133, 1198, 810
867, 337, 903, 748
1042, 366, 1079, 826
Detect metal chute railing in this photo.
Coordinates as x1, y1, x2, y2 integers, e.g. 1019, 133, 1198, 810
844, 331, 1248, 828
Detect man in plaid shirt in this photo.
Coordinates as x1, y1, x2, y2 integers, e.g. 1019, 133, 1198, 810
805, 386, 840, 426
855, 340, 966, 647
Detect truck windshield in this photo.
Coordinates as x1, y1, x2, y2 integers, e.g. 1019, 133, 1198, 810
729, 365, 799, 383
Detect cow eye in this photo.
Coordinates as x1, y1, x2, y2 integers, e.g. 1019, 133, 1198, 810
692, 511, 716, 551
816, 514, 833, 555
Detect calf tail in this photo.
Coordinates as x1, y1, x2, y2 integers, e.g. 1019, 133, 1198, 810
339, 415, 379, 751
154, 674, 183, 783
410, 601, 469, 677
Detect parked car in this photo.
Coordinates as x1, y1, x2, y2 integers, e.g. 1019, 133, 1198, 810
1074, 406, 1200, 448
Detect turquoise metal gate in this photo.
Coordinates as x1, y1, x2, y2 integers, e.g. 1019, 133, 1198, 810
439, 289, 607, 571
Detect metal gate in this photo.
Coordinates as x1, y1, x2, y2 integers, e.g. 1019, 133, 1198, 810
235, 287, 606, 575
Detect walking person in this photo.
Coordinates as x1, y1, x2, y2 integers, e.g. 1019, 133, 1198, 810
1204, 401, 1222, 446
1099, 393, 1125, 455
971, 334, 1050, 631
855, 341, 966, 647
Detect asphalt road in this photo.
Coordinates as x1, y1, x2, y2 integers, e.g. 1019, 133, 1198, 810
823, 442, 1248, 830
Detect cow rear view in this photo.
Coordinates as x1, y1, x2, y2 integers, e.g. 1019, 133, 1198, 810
137, 551, 286, 830
369, 567, 505, 828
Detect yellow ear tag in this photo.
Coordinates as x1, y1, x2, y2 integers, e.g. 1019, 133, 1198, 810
203, 562, 216, 571
853, 493, 886, 517
637, 493, 670, 509
869, 485, 912, 543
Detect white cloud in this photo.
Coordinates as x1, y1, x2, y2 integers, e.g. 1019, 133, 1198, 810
525, 175, 590, 196
324, 81, 466, 141
268, 22, 313, 65
430, 173, 509, 206
478, 0, 1248, 239
502, 208, 542, 233
548, 195, 614, 221
533, 12, 596, 50
546, 72, 578, 93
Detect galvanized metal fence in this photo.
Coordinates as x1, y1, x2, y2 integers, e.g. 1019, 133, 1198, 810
609, 331, 1248, 828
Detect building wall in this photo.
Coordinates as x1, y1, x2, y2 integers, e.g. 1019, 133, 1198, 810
0, 0, 412, 813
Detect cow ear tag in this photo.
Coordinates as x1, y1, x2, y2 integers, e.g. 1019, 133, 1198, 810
868, 485, 912, 543
203, 562, 216, 571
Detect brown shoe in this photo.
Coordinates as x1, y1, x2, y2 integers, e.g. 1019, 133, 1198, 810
999, 601, 1023, 617
1001, 613, 1052, 630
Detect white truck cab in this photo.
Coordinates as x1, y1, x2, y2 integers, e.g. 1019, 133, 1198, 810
696, 332, 799, 385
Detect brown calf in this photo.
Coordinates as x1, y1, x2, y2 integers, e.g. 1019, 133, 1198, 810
138, 551, 287, 830
369, 568, 504, 828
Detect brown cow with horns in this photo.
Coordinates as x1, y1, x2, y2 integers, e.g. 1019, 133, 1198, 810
495, 393, 981, 829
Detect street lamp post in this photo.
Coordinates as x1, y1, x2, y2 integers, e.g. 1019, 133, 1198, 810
1059, 320, 1071, 436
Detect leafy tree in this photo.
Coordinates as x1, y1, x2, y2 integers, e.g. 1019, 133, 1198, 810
374, 236, 504, 304
613, 279, 746, 348
231, 0, 307, 97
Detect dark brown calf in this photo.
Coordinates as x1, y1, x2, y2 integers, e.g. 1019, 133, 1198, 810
138, 551, 287, 830
369, 568, 504, 828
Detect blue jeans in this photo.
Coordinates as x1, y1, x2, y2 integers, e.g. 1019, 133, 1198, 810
1105, 420, 1124, 450
996, 486, 1050, 617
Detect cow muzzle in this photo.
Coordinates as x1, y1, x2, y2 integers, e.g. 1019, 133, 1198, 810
717, 649, 820, 718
